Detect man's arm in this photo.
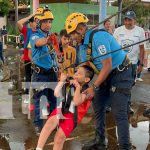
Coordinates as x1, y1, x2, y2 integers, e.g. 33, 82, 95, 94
137, 44, 145, 73
35, 34, 54, 47
139, 44, 144, 65
35, 38, 48, 47
137, 27, 145, 73
82, 57, 112, 99
17, 14, 34, 31
94, 57, 112, 87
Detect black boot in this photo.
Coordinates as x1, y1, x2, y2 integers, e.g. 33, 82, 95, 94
82, 133, 107, 150
143, 108, 150, 118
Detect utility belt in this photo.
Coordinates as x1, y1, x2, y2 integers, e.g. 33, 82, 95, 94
111, 56, 131, 75
31, 64, 54, 75
109, 56, 132, 96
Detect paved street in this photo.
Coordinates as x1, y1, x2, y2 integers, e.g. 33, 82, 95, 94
0, 47, 150, 150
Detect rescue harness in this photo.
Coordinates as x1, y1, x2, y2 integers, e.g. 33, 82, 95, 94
61, 83, 88, 128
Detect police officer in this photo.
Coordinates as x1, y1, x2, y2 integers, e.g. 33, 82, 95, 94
30, 7, 57, 135
65, 13, 134, 150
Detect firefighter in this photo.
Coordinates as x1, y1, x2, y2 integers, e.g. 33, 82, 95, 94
65, 12, 134, 150
29, 7, 58, 136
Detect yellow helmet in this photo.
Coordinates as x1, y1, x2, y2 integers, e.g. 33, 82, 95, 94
34, 6, 54, 20
65, 12, 89, 34
35, 7, 44, 15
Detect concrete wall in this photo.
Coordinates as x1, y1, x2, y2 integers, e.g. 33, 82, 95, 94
30, 2, 118, 33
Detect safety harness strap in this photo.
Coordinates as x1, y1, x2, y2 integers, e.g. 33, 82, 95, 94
61, 84, 89, 128
87, 29, 108, 75
88, 29, 107, 50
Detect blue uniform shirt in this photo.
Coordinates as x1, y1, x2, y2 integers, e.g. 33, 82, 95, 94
84, 29, 126, 71
30, 29, 54, 70
76, 44, 88, 64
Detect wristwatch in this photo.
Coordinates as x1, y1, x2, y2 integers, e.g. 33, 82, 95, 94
92, 83, 99, 91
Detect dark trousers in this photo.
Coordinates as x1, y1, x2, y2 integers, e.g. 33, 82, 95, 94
31, 70, 57, 128
24, 60, 32, 94
0, 42, 4, 63
137, 60, 141, 78
131, 64, 137, 80
93, 66, 134, 150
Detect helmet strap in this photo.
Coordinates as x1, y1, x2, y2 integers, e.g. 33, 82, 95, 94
41, 28, 49, 34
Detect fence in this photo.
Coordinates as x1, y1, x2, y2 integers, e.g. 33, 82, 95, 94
2, 34, 20, 49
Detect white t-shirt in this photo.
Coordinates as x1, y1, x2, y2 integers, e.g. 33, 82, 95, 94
113, 25, 145, 64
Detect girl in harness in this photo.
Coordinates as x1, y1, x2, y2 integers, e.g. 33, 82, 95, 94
36, 65, 94, 150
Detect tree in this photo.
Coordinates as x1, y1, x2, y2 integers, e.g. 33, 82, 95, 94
112, 0, 150, 26
0, 0, 10, 16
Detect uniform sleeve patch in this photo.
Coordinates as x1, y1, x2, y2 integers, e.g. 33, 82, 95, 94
32, 35, 39, 40
98, 45, 107, 55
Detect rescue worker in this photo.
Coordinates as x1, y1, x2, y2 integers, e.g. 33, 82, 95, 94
65, 12, 134, 150
30, 7, 57, 136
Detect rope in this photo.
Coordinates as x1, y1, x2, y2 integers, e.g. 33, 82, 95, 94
63, 37, 150, 71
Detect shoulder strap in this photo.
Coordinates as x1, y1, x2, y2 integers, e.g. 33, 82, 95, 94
89, 29, 107, 49
87, 29, 108, 75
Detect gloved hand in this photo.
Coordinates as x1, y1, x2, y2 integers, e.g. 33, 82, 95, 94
47, 33, 60, 56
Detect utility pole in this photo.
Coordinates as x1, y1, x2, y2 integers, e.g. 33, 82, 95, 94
33, 0, 39, 13
99, 0, 107, 28
117, 0, 123, 26
15, 0, 18, 24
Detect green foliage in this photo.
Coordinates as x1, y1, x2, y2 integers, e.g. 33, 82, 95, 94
0, 0, 10, 16
85, 0, 94, 4
112, 0, 150, 26
7, 23, 19, 35
19, 0, 28, 5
